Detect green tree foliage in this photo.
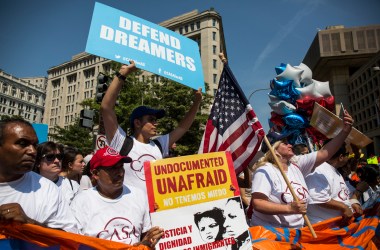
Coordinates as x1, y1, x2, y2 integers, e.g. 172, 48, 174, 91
49, 118, 93, 155
81, 65, 213, 156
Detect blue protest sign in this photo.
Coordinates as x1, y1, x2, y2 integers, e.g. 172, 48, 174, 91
86, 2, 204, 91
32, 123, 48, 144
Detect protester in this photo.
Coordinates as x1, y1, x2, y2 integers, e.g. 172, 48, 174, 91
60, 147, 86, 202
70, 146, 164, 246
293, 143, 309, 156
223, 197, 251, 250
305, 142, 362, 225
101, 60, 202, 191
357, 164, 380, 209
81, 153, 94, 189
194, 207, 225, 243
33, 141, 63, 183
249, 110, 354, 229
0, 118, 78, 232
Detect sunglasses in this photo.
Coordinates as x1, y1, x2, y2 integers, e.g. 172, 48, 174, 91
42, 153, 63, 162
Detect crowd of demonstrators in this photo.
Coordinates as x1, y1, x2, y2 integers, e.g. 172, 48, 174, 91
0, 118, 78, 233
70, 146, 163, 247
100, 60, 202, 192
248, 110, 354, 229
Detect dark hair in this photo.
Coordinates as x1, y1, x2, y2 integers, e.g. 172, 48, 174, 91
33, 141, 61, 173
359, 164, 380, 185
226, 196, 243, 209
194, 207, 225, 241
61, 146, 81, 172
0, 118, 34, 145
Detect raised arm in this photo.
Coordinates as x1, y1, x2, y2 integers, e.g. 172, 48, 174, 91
314, 110, 354, 168
168, 88, 202, 146
100, 61, 136, 142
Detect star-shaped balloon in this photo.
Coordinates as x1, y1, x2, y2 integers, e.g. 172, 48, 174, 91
269, 79, 300, 103
283, 113, 308, 129
269, 100, 296, 115
276, 63, 303, 88
296, 79, 332, 99
295, 63, 313, 86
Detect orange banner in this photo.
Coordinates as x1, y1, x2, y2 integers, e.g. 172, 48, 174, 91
0, 223, 150, 250
249, 214, 379, 250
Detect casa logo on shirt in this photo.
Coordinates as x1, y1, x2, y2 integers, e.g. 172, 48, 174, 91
338, 182, 350, 201
130, 154, 156, 181
97, 217, 138, 244
281, 181, 309, 203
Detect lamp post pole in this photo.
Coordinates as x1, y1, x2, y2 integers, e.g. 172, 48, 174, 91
248, 88, 271, 101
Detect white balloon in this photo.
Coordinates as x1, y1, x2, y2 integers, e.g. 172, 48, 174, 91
268, 94, 280, 103
276, 63, 303, 88
295, 63, 313, 86
269, 100, 296, 115
296, 79, 332, 99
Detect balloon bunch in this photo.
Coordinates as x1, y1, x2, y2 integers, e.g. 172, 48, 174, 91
268, 63, 335, 147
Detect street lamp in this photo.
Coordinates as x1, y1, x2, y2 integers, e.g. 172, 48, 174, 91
248, 88, 271, 101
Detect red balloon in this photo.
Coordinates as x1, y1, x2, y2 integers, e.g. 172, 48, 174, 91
306, 127, 328, 143
296, 96, 335, 117
269, 112, 285, 127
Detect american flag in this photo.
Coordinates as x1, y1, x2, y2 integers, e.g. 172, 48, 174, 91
199, 63, 265, 174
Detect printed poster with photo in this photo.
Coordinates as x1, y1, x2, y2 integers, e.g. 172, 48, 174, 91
144, 152, 252, 250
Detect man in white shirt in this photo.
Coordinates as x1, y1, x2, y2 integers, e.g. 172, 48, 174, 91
70, 146, 164, 247
101, 61, 202, 192
306, 143, 358, 225
0, 118, 78, 233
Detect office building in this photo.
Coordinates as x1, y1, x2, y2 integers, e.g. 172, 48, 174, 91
43, 8, 226, 133
0, 69, 45, 123
303, 24, 380, 155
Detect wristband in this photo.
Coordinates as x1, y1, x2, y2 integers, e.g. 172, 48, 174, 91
115, 72, 126, 81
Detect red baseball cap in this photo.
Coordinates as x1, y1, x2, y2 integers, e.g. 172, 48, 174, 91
90, 146, 132, 171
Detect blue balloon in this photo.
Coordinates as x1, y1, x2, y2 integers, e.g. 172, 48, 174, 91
269, 79, 300, 103
275, 63, 287, 75
283, 113, 308, 129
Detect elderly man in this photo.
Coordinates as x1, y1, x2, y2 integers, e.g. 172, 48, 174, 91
70, 146, 163, 247
0, 118, 78, 232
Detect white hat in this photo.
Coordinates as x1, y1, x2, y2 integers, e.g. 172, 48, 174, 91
83, 154, 93, 165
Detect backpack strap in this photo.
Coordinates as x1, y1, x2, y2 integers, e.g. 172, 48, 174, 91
119, 136, 134, 156
152, 139, 163, 155
119, 136, 163, 156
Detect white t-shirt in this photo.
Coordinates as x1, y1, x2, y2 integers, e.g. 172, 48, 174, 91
305, 162, 352, 224
110, 126, 169, 191
250, 152, 317, 228
70, 185, 151, 245
0, 171, 78, 233
79, 175, 93, 190
57, 177, 80, 205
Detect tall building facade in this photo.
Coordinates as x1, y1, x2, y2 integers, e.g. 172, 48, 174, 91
43, 8, 226, 134
303, 24, 380, 155
0, 70, 45, 123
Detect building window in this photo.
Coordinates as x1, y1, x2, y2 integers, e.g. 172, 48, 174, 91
196, 21, 200, 29
213, 32, 216, 41
179, 27, 183, 34
213, 74, 217, 84
212, 19, 216, 27
190, 23, 194, 31
185, 25, 188, 33
213, 59, 217, 69
213, 45, 217, 55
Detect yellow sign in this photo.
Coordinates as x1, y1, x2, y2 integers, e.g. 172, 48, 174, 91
144, 151, 239, 212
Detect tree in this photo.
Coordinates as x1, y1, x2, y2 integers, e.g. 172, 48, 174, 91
49, 118, 93, 155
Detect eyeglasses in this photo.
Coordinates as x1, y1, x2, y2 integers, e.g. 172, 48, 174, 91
42, 153, 63, 162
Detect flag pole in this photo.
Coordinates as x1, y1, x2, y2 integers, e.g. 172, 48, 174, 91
218, 53, 317, 238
